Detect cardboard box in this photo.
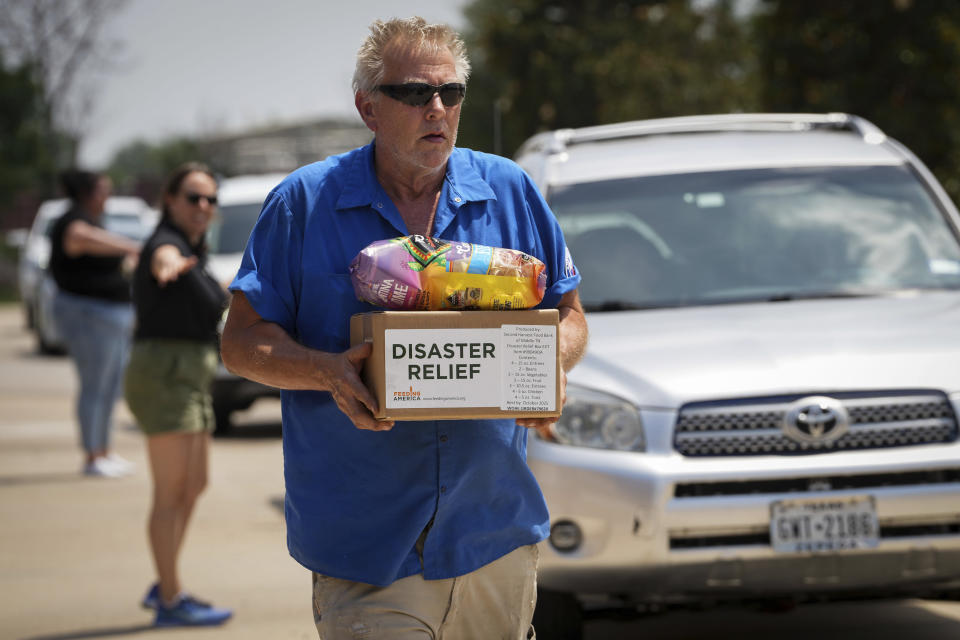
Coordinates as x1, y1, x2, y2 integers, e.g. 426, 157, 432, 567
350, 309, 560, 420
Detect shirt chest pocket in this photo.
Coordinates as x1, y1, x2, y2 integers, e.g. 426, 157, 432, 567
298, 273, 375, 352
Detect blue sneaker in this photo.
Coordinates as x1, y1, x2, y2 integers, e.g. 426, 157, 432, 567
154, 595, 232, 627
142, 584, 215, 611
141, 583, 159, 609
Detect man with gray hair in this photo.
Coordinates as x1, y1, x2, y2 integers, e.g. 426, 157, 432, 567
221, 16, 586, 639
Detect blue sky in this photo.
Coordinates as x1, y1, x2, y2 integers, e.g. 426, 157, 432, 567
80, 0, 468, 167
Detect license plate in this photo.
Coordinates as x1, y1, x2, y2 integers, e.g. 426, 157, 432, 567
770, 496, 879, 553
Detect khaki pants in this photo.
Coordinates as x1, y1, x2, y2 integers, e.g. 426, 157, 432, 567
312, 544, 538, 640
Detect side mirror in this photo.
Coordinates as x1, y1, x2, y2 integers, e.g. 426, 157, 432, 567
5, 228, 28, 250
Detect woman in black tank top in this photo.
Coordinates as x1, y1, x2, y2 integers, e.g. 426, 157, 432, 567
50, 170, 141, 478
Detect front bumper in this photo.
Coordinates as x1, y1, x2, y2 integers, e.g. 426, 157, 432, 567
528, 411, 960, 603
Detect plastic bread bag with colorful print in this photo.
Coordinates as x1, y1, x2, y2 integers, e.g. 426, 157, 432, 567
349, 235, 547, 310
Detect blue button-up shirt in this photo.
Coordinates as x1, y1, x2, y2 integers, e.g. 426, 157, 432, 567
230, 143, 580, 586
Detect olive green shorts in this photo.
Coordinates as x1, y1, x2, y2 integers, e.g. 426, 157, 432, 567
124, 339, 219, 436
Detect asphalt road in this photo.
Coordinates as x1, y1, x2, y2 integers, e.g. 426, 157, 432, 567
1, 303, 959, 639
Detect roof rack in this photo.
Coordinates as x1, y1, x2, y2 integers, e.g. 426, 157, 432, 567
516, 113, 887, 156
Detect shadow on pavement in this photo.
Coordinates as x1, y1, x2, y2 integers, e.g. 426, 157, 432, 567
269, 494, 285, 516
14, 346, 66, 360
21, 623, 155, 639
0, 472, 85, 487
215, 420, 282, 440
583, 597, 960, 640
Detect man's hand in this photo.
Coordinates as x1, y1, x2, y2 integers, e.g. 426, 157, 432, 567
515, 289, 586, 442
516, 369, 566, 441
325, 342, 395, 432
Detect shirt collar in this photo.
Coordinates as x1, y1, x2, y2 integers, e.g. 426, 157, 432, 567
443, 147, 497, 206
334, 142, 497, 213
334, 143, 378, 211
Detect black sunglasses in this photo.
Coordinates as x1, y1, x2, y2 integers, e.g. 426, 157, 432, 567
184, 191, 218, 206
376, 82, 466, 107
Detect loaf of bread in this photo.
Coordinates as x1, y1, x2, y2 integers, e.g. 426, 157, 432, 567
349, 235, 546, 310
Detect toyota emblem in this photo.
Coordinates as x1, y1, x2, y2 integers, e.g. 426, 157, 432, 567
782, 396, 850, 445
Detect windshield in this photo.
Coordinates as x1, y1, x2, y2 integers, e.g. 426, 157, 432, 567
551, 165, 960, 311
207, 203, 262, 254
104, 212, 152, 241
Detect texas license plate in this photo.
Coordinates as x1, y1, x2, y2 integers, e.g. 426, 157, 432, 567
770, 496, 879, 553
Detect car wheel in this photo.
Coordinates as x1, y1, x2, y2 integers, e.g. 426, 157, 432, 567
532, 588, 583, 640
213, 398, 235, 436
23, 301, 35, 330
37, 333, 61, 355
35, 319, 64, 355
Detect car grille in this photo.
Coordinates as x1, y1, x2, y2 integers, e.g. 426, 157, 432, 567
674, 468, 960, 498
670, 520, 960, 550
674, 390, 957, 457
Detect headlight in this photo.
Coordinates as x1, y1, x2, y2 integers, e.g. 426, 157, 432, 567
550, 385, 645, 451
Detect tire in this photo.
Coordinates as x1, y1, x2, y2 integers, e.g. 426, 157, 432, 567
532, 588, 583, 640
35, 319, 64, 355
23, 301, 35, 330
37, 333, 62, 355
33, 295, 65, 355
213, 399, 235, 436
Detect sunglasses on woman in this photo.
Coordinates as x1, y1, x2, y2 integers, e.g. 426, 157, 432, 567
376, 82, 466, 107
184, 192, 218, 206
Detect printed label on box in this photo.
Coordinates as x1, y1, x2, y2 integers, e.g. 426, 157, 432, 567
500, 324, 557, 411
384, 328, 502, 408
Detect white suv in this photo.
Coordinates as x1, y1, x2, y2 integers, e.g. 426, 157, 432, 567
18, 197, 156, 353
516, 114, 960, 637
208, 173, 287, 432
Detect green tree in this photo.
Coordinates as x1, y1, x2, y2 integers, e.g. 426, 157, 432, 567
754, 0, 960, 200
459, 0, 758, 156
0, 0, 127, 171
0, 55, 55, 209
107, 137, 212, 205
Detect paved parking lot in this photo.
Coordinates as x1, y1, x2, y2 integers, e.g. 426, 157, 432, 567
0, 305, 308, 640
1, 304, 959, 639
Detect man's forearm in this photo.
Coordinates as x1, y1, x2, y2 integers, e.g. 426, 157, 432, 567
220, 291, 390, 430
557, 290, 588, 371
221, 319, 332, 391
220, 292, 333, 392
